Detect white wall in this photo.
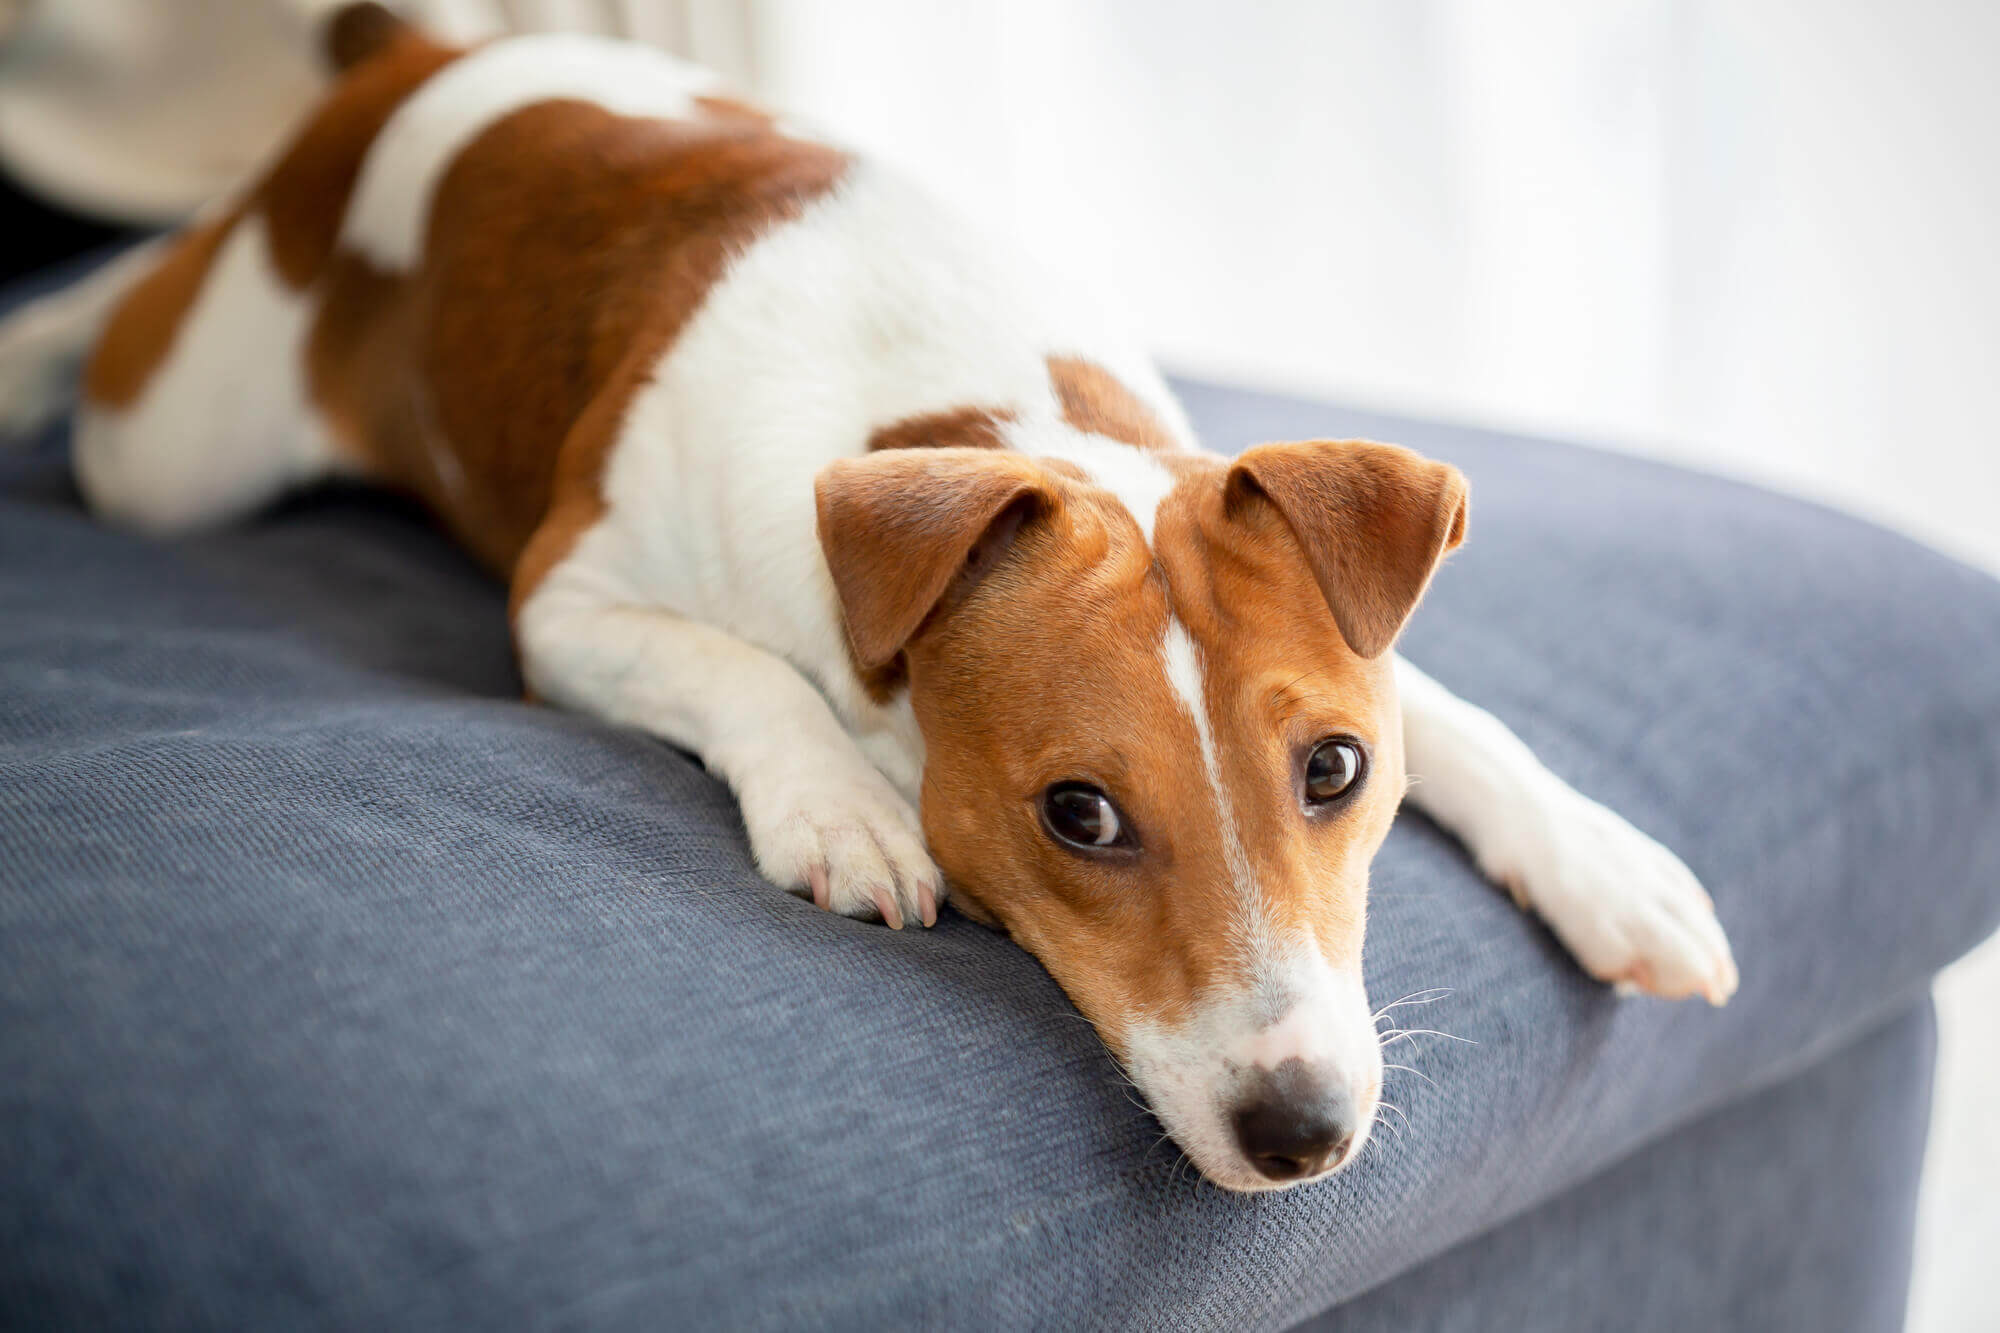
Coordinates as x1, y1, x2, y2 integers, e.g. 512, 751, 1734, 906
749, 0, 2000, 574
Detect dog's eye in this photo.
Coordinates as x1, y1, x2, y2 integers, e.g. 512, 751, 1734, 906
1305, 738, 1365, 804
1041, 782, 1131, 851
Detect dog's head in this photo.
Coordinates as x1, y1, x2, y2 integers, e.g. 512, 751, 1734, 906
816, 432, 1465, 1191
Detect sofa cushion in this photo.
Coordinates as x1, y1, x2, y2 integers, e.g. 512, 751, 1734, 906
4, 262, 1999, 1329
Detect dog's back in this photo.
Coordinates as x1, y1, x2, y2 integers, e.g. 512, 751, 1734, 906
57, 6, 1183, 602
70, 15, 844, 574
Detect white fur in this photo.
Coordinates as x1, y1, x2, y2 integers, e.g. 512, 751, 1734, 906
516, 572, 940, 927
340, 33, 723, 271
1160, 617, 1270, 972
1125, 955, 1382, 1192
1395, 656, 1739, 1004
1018, 430, 1178, 542
73, 214, 337, 534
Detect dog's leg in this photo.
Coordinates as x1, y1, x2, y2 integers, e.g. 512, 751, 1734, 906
1394, 655, 1738, 1003
516, 563, 942, 930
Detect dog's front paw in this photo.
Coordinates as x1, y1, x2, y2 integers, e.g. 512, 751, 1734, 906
1491, 785, 1738, 1005
738, 765, 942, 929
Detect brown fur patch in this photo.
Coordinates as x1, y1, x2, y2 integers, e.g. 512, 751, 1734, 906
303, 95, 849, 591
85, 29, 845, 597
1225, 440, 1468, 658
817, 448, 1051, 670
82, 214, 238, 408
81, 24, 455, 409
866, 406, 1015, 454
892, 442, 1456, 1050
507, 338, 668, 622
261, 29, 459, 288
1047, 355, 1176, 449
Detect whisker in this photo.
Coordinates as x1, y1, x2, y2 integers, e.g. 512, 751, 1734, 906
1383, 1061, 1440, 1091
1371, 988, 1453, 1023
1379, 1026, 1478, 1049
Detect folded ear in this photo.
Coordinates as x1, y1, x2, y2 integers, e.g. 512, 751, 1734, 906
1225, 439, 1468, 658
815, 448, 1053, 670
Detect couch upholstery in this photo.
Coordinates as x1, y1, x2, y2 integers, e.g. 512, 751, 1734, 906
4, 260, 1998, 1330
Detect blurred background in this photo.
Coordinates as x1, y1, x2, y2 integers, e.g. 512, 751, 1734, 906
3, 2, 1993, 1326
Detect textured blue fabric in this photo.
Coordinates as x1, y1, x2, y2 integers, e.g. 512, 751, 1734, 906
4, 258, 1999, 1329
1301, 1001, 1936, 1333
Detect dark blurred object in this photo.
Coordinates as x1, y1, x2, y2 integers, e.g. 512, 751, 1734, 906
0, 170, 141, 284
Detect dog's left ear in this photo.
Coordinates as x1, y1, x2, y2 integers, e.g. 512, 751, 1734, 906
1225, 439, 1468, 658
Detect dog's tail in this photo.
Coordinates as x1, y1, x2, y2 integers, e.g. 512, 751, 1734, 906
0, 240, 162, 443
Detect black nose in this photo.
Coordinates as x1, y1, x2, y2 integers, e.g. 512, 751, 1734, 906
1232, 1063, 1357, 1182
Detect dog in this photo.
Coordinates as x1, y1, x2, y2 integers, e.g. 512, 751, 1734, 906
0, 5, 1735, 1192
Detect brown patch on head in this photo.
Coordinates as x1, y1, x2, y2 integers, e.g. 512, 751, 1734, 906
867, 406, 1015, 454
1047, 355, 1177, 450
908, 477, 1242, 1038
850, 441, 1463, 1059
1149, 464, 1413, 957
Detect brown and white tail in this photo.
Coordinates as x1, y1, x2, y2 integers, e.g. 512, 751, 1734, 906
0, 3, 408, 444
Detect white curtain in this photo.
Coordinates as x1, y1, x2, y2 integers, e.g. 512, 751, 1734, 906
745, 0, 2000, 575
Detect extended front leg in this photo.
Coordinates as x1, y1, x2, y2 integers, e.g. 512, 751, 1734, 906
516, 571, 941, 929
1394, 656, 1737, 1003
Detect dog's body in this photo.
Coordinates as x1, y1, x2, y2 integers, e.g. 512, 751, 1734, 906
0, 10, 1735, 1191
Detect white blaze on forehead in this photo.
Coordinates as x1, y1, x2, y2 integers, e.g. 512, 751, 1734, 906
1160, 619, 1277, 980
1017, 432, 1176, 543
342, 34, 723, 271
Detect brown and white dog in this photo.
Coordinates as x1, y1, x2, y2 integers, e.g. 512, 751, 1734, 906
0, 6, 1735, 1191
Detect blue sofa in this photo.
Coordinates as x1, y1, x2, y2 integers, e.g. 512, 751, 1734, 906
4, 259, 1998, 1330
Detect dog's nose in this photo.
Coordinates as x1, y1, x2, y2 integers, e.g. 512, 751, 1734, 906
1232, 1063, 1357, 1182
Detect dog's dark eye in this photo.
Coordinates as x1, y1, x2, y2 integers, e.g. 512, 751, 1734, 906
1041, 782, 1131, 851
1305, 739, 1365, 804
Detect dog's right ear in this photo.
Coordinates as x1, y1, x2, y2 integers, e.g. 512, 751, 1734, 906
815, 448, 1053, 671
1225, 439, 1468, 659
